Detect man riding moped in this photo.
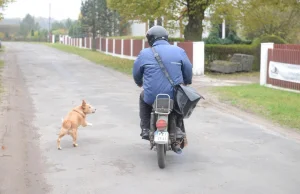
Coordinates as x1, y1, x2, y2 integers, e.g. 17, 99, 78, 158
132, 25, 193, 153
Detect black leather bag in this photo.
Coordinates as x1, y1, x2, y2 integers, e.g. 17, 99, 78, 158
151, 47, 204, 118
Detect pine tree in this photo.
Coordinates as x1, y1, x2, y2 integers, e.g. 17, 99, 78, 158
79, 0, 127, 40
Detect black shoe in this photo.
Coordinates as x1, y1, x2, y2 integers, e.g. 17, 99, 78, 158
171, 144, 182, 154
140, 129, 150, 140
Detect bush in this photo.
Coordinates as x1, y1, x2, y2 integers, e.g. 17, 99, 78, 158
168, 37, 185, 42
204, 35, 252, 45
251, 35, 287, 70
205, 44, 255, 65
252, 34, 287, 46
203, 25, 252, 45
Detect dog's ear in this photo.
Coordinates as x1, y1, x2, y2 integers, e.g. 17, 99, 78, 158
82, 100, 86, 107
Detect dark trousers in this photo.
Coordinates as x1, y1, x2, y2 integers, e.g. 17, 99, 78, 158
139, 91, 186, 134
139, 91, 152, 130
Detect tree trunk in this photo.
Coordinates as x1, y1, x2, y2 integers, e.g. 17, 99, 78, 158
92, 0, 96, 51
149, 20, 154, 28
184, 1, 205, 41
157, 17, 162, 26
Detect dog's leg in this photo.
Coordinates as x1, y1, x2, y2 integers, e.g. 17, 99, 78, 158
82, 120, 88, 127
82, 119, 93, 127
70, 130, 78, 147
57, 130, 66, 150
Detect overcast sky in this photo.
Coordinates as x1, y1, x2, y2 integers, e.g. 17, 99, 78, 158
2, 0, 82, 20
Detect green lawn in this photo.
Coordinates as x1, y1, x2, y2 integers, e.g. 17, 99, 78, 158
0, 58, 4, 97
45, 43, 134, 74
0, 60, 3, 71
212, 84, 300, 129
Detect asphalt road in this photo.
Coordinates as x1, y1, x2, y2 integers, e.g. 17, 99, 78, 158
1, 42, 300, 194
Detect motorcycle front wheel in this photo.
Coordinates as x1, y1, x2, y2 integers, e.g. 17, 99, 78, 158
156, 144, 167, 169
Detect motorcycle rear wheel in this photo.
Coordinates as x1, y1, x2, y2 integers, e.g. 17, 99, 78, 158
156, 144, 167, 169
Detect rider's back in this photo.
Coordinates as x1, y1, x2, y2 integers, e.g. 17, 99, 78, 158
133, 39, 193, 105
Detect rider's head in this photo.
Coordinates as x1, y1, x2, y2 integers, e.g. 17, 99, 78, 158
146, 25, 169, 47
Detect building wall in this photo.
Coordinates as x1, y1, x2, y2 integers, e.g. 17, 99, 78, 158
130, 21, 146, 36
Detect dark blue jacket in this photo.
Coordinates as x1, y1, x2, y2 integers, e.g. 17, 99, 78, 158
133, 40, 193, 105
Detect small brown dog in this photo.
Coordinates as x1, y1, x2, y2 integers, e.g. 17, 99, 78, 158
57, 100, 96, 150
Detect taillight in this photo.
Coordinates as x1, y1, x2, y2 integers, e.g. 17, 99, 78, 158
156, 119, 167, 130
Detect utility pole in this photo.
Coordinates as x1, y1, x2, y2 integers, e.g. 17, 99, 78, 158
49, 3, 51, 42
222, 18, 226, 39
92, 0, 96, 51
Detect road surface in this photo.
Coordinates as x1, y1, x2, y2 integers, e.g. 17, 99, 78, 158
1, 42, 300, 194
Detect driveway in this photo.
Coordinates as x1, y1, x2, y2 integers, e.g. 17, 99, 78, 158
1, 42, 300, 194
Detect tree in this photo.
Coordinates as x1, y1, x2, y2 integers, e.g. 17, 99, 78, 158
19, 14, 40, 37
96, 0, 112, 36
107, 0, 170, 23
79, 0, 96, 49
78, 0, 124, 50
0, 0, 15, 20
0, 32, 4, 39
80, 0, 122, 37
119, 17, 131, 36
68, 20, 82, 38
210, 0, 300, 42
65, 18, 73, 30
80, 0, 93, 36
107, 0, 216, 41
95, 0, 122, 36
51, 21, 66, 31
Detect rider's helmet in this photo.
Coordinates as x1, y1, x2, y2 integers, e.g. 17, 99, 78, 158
146, 25, 169, 47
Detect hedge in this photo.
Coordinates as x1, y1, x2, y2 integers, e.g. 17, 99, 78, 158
169, 37, 185, 42
205, 35, 288, 71
205, 44, 255, 62
251, 35, 287, 70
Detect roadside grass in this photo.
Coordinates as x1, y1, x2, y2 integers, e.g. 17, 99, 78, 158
211, 84, 300, 129
0, 47, 4, 97
0, 60, 3, 72
0, 60, 3, 74
45, 43, 134, 74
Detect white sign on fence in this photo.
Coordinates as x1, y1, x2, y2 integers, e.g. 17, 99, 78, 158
269, 61, 300, 84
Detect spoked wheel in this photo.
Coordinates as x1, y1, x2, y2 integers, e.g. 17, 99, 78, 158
156, 144, 167, 169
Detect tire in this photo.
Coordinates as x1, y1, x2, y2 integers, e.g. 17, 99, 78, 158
157, 144, 166, 169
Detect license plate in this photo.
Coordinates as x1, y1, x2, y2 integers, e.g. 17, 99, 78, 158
154, 131, 169, 144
